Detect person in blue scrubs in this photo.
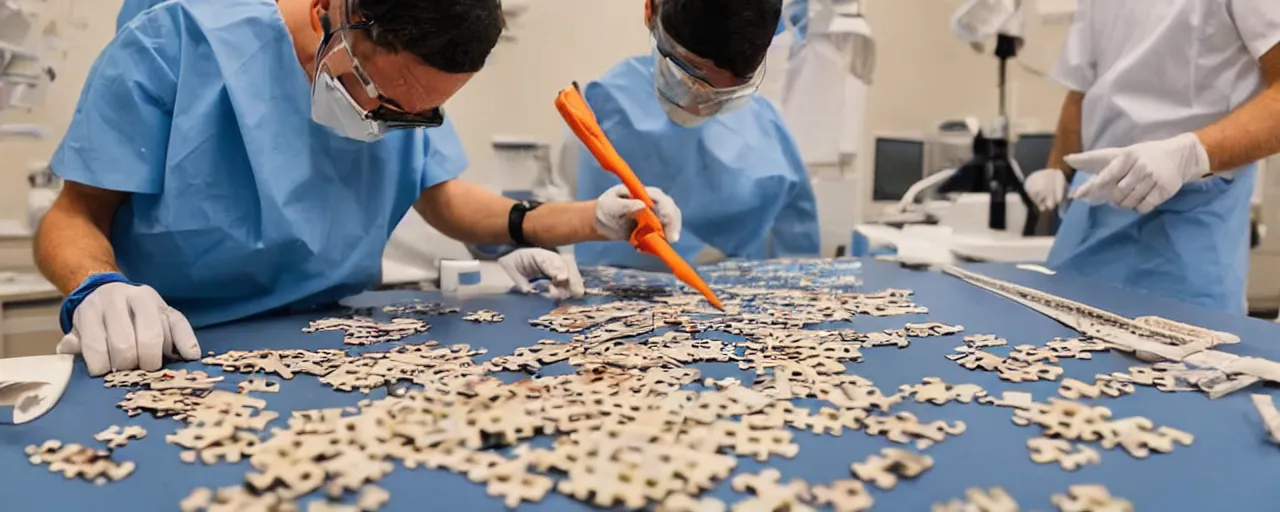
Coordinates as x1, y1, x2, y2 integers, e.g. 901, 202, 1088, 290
553, 0, 820, 271
38, 0, 682, 376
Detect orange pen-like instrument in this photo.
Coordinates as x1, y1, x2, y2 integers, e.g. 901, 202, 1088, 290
555, 83, 724, 310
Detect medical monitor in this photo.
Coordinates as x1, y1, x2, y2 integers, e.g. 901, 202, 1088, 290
1014, 133, 1055, 176
873, 137, 926, 202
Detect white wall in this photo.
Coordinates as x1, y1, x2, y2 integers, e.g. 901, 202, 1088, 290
444, 0, 651, 191
0, 0, 121, 224
0, 0, 1073, 233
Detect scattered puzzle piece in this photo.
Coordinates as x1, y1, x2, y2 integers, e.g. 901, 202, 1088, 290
899, 377, 987, 405
864, 412, 966, 445
850, 447, 934, 490
964, 334, 1008, 348
94, 425, 147, 449
1050, 484, 1134, 512
730, 468, 814, 512
1098, 417, 1194, 458
1058, 377, 1134, 400
26, 440, 136, 485
811, 479, 874, 512
238, 379, 280, 394
904, 321, 965, 337
1045, 337, 1109, 360
997, 361, 1064, 383
978, 391, 1034, 409
303, 316, 430, 345
1027, 437, 1101, 471
658, 493, 728, 512
933, 487, 1019, 512
464, 310, 505, 323
947, 347, 1005, 372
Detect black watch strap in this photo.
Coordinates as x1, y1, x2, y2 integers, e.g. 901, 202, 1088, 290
508, 200, 543, 248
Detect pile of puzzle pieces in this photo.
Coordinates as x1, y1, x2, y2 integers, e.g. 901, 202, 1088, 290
47, 258, 1227, 510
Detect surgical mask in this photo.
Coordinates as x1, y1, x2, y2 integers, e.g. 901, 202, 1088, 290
650, 18, 764, 119
311, 71, 387, 141
657, 95, 710, 127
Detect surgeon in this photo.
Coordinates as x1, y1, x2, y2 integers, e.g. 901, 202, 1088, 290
1023, 0, 1280, 314
38, 0, 682, 376
542, 0, 820, 271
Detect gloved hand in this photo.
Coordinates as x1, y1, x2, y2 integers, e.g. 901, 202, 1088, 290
1068, 133, 1210, 214
594, 184, 683, 243
1024, 169, 1068, 212
498, 248, 585, 301
57, 282, 201, 377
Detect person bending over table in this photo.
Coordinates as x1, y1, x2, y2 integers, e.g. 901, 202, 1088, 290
1022, 0, 1280, 314
37, 0, 682, 377
536, 0, 821, 271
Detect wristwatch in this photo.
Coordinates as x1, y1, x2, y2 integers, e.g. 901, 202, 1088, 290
508, 200, 544, 248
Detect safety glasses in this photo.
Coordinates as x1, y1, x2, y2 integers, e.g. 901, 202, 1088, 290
313, 1, 445, 130
650, 17, 765, 117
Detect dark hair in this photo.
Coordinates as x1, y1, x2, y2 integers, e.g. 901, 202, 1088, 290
659, 0, 782, 79
361, 0, 505, 74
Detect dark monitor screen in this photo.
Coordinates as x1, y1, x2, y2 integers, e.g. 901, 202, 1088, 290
873, 138, 925, 201
1015, 133, 1055, 175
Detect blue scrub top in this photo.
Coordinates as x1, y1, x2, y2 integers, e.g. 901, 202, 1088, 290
1047, 166, 1255, 314
573, 56, 821, 271
115, 0, 162, 30
53, 0, 469, 328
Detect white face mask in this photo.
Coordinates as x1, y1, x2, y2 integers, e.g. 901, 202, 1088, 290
658, 93, 751, 128
658, 95, 711, 128
311, 72, 387, 142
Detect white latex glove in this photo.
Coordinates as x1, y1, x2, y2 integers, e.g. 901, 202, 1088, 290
1024, 169, 1068, 212
498, 248, 585, 300
594, 184, 683, 243
56, 283, 201, 377
1068, 133, 1210, 214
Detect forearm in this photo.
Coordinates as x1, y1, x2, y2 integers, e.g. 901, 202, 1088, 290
35, 196, 122, 295
416, 180, 604, 247
524, 202, 604, 247
1195, 83, 1280, 172
1047, 91, 1085, 180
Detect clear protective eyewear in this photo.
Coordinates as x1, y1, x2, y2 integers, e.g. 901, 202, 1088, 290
313, 0, 445, 131
650, 17, 766, 117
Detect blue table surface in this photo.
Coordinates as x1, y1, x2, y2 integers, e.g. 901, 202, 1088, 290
3, 260, 1278, 511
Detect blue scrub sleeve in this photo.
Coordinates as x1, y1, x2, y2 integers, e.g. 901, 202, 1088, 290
51, 16, 178, 195
769, 179, 822, 258
420, 116, 470, 191
115, 0, 162, 31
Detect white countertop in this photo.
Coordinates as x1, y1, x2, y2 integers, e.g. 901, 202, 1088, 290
0, 272, 59, 302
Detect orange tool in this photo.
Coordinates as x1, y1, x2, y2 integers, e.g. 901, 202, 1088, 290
555, 82, 724, 310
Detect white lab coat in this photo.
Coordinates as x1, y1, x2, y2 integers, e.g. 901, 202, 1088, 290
780, 0, 873, 164
1052, 0, 1280, 152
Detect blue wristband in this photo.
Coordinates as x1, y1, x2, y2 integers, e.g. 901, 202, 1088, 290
59, 272, 135, 334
